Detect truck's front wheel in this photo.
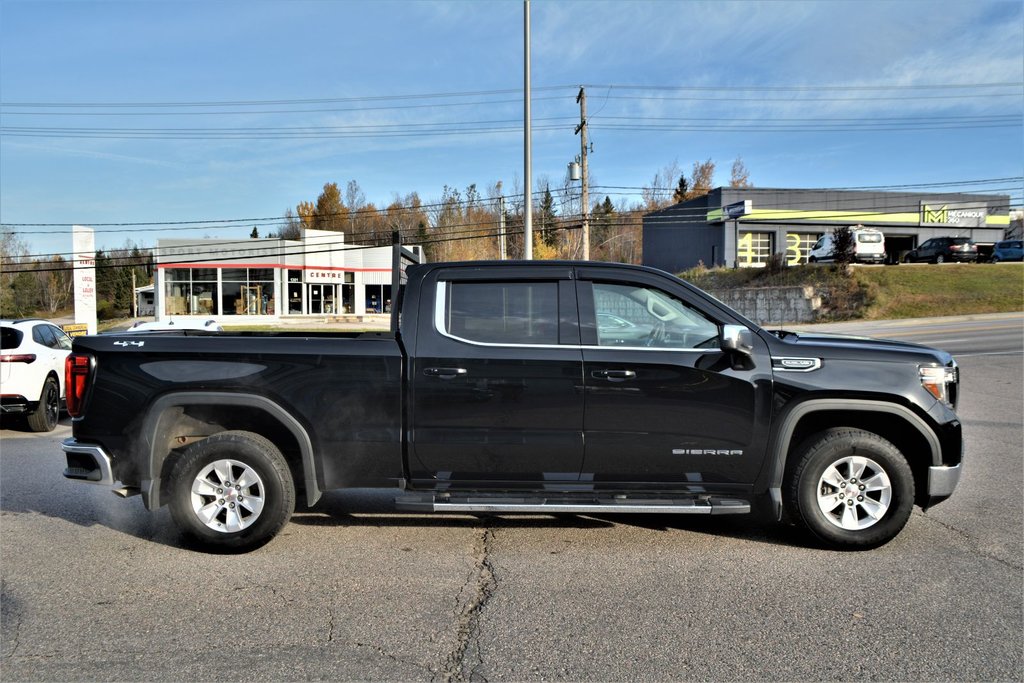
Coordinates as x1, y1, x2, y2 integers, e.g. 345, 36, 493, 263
168, 431, 295, 551
786, 428, 914, 549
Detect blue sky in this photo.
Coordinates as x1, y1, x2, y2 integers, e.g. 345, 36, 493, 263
2, 0, 1022, 259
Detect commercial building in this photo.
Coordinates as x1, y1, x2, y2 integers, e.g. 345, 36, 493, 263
643, 188, 1011, 272
154, 229, 421, 323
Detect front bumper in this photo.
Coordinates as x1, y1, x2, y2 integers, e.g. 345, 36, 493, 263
927, 463, 962, 498
62, 439, 115, 486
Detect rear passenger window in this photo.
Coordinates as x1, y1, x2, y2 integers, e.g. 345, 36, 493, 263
1, 327, 23, 349
33, 324, 57, 347
442, 281, 558, 345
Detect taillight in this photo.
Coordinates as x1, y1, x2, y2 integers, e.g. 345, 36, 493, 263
65, 353, 93, 417
0, 354, 36, 363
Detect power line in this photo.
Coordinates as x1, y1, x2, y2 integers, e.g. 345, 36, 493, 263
0, 86, 577, 108
3, 177, 1019, 243
581, 82, 1024, 92
4, 178, 1020, 262
5, 191, 1022, 266
0, 96, 569, 117
3, 81, 1018, 109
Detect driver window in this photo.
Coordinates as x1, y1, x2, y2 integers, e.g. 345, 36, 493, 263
593, 283, 718, 349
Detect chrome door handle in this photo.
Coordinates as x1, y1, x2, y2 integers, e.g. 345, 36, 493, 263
592, 369, 636, 381
423, 367, 468, 379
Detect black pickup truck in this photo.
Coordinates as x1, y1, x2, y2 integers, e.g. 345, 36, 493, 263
62, 249, 963, 550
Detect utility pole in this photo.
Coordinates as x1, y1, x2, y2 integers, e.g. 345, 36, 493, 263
498, 196, 507, 260
523, 0, 533, 259
575, 86, 590, 260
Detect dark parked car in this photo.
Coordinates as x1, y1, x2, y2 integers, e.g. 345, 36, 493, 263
903, 237, 978, 264
991, 240, 1023, 263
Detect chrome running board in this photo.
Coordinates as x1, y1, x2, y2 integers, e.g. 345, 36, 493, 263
395, 494, 750, 516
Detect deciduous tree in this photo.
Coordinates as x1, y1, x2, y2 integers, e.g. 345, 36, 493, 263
730, 156, 752, 188
313, 182, 347, 232
689, 159, 715, 197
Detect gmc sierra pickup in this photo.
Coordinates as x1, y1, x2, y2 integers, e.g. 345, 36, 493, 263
62, 249, 963, 551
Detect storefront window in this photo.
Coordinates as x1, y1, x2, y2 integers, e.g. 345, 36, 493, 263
218, 268, 276, 315
164, 268, 217, 315
364, 284, 392, 314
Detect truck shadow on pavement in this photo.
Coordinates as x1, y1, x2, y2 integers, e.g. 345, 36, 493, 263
292, 489, 807, 548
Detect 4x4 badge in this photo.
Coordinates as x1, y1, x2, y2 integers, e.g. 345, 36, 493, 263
113, 341, 145, 347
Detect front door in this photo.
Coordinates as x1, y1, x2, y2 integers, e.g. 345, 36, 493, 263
409, 268, 584, 488
576, 270, 773, 491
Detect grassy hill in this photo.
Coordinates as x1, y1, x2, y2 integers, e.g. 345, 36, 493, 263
681, 263, 1023, 321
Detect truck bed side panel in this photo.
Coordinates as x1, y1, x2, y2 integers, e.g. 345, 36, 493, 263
71, 334, 404, 489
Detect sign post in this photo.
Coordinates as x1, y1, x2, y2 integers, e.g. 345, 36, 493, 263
724, 201, 752, 267
72, 226, 97, 335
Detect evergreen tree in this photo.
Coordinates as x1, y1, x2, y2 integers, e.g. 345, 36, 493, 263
540, 184, 558, 248
673, 175, 689, 203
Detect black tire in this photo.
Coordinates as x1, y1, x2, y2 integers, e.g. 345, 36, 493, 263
27, 376, 60, 432
785, 428, 914, 549
935, 254, 945, 264
168, 430, 295, 552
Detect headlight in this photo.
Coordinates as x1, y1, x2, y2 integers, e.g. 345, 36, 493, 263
919, 363, 958, 410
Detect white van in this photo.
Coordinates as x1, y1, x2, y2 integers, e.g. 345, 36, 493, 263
808, 226, 886, 264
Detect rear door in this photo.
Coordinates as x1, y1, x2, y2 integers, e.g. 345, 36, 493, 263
576, 268, 773, 491
409, 266, 584, 488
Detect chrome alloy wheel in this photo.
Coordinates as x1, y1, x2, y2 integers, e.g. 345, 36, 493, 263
190, 459, 266, 533
816, 456, 892, 531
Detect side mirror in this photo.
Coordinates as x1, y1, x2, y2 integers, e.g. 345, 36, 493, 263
720, 324, 754, 356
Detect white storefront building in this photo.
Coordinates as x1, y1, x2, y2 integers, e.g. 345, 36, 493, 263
154, 229, 421, 323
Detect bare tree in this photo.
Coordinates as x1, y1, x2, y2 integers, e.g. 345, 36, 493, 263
730, 156, 752, 188
642, 160, 681, 211
689, 159, 716, 197
37, 256, 73, 313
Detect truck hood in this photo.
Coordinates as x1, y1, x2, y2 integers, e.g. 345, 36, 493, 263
768, 330, 954, 365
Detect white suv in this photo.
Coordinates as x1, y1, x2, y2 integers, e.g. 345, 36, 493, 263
0, 319, 73, 431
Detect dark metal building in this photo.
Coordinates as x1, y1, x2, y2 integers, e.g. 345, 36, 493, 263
642, 187, 1011, 272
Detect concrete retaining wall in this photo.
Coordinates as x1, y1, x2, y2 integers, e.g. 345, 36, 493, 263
707, 286, 822, 325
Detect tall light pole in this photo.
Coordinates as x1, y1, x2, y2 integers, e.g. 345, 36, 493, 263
523, 0, 533, 259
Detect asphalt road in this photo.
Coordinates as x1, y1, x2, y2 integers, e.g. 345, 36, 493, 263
1, 315, 1021, 681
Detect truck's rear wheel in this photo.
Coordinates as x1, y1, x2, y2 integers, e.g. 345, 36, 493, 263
168, 431, 294, 551
785, 428, 914, 549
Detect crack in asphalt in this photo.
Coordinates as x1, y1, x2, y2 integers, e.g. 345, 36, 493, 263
3, 614, 21, 659
354, 641, 434, 675
327, 607, 335, 643
914, 510, 1023, 571
436, 526, 496, 683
